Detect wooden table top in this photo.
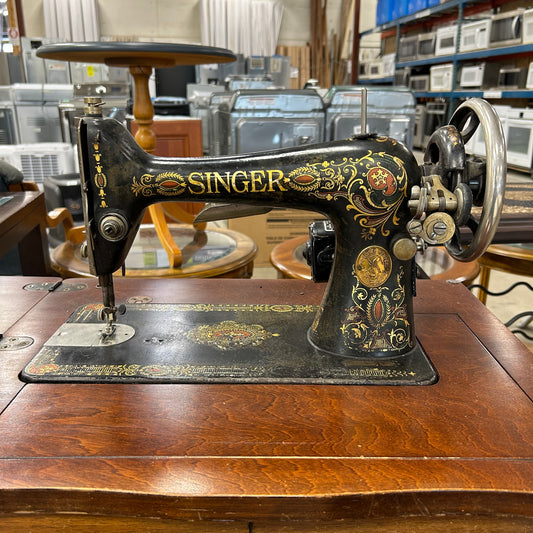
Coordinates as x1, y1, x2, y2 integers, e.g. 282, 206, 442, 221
36, 41, 236, 68
0, 191, 52, 276
0, 276, 531, 531
0, 191, 42, 235
51, 224, 258, 279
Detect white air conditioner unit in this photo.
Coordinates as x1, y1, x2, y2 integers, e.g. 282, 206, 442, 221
0, 142, 77, 186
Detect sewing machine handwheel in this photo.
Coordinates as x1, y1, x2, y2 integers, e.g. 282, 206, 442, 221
446, 98, 506, 262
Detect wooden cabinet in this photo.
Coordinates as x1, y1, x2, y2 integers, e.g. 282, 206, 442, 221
130, 116, 203, 157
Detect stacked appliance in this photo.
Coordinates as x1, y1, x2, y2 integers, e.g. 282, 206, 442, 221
325, 87, 416, 149
0, 142, 77, 188
11, 83, 74, 144
0, 86, 19, 145
467, 105, 533, 171
217, 89, 325, 155
187, 84, 228, 154
58, 82, 131, 144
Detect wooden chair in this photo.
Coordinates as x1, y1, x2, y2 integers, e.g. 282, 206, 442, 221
8, 181, 85, 246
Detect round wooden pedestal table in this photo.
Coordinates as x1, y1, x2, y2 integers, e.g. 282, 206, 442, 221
270, 235, 480, 285
476, 243, 533, 301
36, 41, 236, 268
51, 224, 257, 279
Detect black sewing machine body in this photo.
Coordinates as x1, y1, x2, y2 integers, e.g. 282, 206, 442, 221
80, 116, 423, 358
71, 97, 505, 384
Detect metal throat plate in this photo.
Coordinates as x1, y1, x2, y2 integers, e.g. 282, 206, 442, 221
21, 303, 438, 385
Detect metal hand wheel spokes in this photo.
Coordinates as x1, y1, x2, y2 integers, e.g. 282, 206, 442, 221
446, 98, 506, 262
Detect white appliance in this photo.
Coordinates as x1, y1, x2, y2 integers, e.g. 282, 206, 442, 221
430, 64, 454, 91
0, 143, 77, 186
469, 106, 512, 158
382, 53, 395, 78
459, 19, 492, 52
367, 60, 383, 79
524, 8, 533, 44
467, 117, 488, 157
505, 117, 533, 169
459, 63, 499, 89
435, 25, 458, 56
526, 62, 533, 89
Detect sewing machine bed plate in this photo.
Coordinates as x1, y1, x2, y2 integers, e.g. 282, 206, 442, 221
1, 277, 532, 530
20, 303, 436, 385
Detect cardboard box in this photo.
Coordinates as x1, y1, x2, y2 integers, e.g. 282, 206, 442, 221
228, 208, 325, 267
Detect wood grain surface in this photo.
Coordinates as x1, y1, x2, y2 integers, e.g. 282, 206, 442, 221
0, 277, 531, 530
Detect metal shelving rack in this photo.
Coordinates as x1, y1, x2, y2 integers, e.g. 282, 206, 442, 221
359, 0, 533, 108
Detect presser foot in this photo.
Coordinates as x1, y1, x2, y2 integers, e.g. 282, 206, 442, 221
97, 304, 126, 339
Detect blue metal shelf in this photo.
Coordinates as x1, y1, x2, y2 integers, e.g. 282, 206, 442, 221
414, 90, 533, 99
397, 44, 533, 69
352, 86, 533, 99
360, 0, 480, 37
358, 77, 395, 84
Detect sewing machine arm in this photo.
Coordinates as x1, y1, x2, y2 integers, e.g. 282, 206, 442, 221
78, 97, 505, 359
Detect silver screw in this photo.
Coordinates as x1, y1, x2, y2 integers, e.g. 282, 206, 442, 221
432, 221, 448, 235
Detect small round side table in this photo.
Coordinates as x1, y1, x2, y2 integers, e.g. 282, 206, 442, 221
270, 235, 480, 285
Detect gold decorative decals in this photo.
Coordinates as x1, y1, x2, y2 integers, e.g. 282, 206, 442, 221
354, 246, 392, 288
131, 169, 287, 196
127, 150, 407, 243
287, 152, 407, 240
287, 166, 322, 192
131, 172, 186, 197
92, 138, 107, 208
443, 124, 462, 146
367, 166, 397, 196
185, 320, 279, 351
341, 266, 410, 352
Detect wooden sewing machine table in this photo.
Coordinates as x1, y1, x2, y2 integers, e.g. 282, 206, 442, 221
0, 192, 52, 276
0, 276, 531, 531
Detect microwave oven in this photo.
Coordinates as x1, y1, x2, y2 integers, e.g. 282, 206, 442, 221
498, 66, 527, 89
394, 67, 410, 87
409, 75, 430, 92
423, 101, 448, 145
435, 25, 458, 56
459, 63, 499, 89
526, 62, 533, 89
523, 8, 533, 44
398, 35, 419, 62
382, 53, 395, 78
368, 60, 383, 79
413, 104, 426, 149
505, 117, 533, 169
430, 64, 453, 91
459, 19, 492, 52
417, 32, 436, 59
490, 9, 524, 48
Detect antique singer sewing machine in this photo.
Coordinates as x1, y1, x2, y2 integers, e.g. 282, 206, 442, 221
23, 96, 505, 385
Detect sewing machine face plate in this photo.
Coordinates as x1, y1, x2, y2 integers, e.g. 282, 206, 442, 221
21, 303, 437, 385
